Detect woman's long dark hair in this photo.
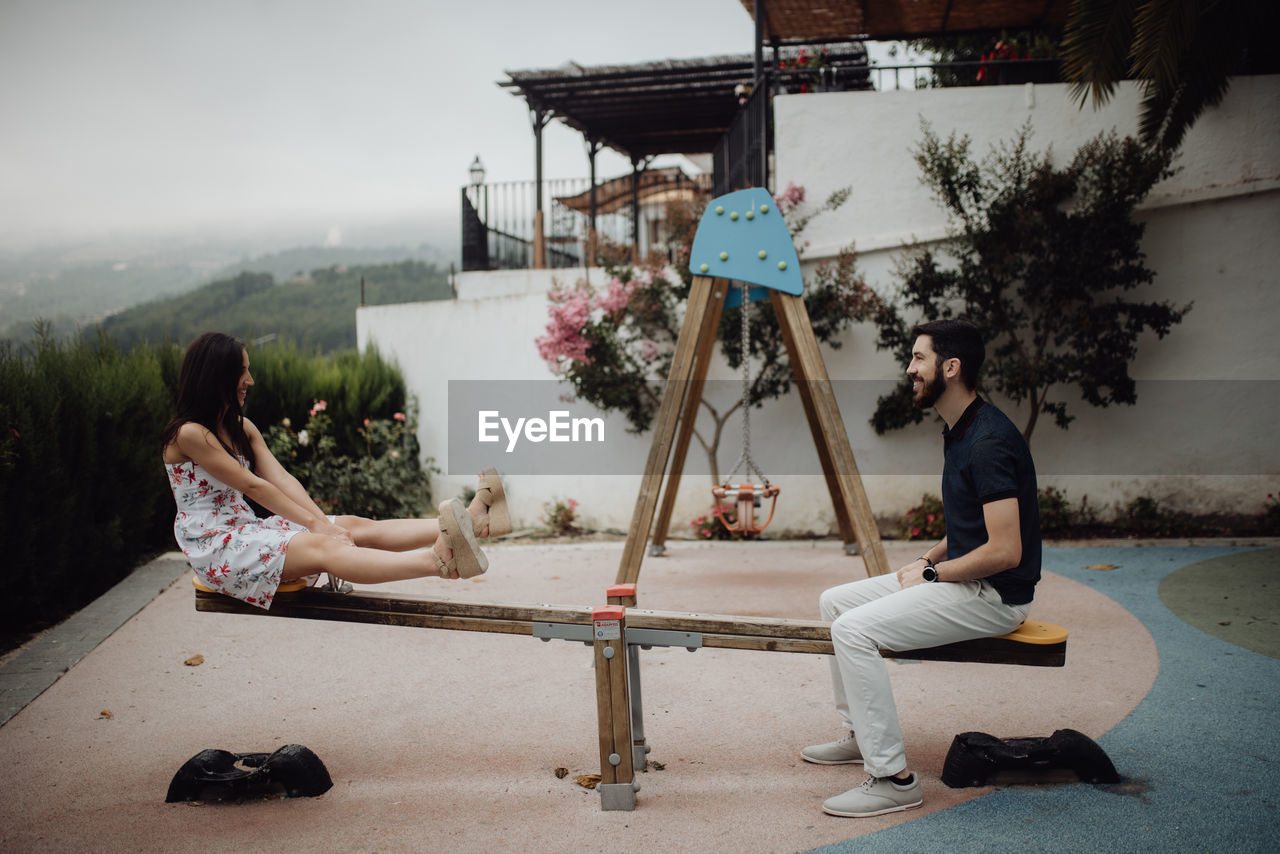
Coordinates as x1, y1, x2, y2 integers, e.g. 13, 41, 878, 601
161, 332, 254, 466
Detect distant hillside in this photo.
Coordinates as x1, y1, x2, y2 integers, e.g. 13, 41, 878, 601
0, 233, 453, 345
0, 251, 221, 343
212, 244, 450, 285
99, 259, 451, 353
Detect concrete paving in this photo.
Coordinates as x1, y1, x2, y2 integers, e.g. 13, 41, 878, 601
0, 554, 190, 727
0, 539, 1274, 853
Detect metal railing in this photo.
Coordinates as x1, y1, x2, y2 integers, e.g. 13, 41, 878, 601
462, 179, 589, 271
869, 58, 1062, 91
461, 172, 711, 273
713, 77, 771, 197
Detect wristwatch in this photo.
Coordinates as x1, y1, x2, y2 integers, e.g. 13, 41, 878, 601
921, 558, 940, 583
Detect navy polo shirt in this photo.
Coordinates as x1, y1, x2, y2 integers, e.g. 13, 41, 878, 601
941, 397, 1041, 605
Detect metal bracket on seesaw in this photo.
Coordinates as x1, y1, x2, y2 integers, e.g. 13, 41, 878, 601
532, 623, 702, 652
532, 622, 592, 643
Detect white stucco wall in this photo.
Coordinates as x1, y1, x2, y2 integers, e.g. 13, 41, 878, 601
361, 76, 1280, 536
777, 76, 1280, 261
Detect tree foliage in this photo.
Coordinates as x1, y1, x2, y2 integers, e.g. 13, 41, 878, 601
1061, 0, 1280, 150
858, 122, 1191, 441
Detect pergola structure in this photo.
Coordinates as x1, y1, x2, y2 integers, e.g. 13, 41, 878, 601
501, 56, 752, 265
499, 48, 870, 266
502, 56, 760, 162
738, 0, 1067, 41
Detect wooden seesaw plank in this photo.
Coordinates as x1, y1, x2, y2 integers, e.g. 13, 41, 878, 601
623, 607, 1064, 666
194, 585, 1065, 666
195, 587, 592, 632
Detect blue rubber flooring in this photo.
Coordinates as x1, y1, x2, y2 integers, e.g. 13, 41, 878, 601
809, 545, 1280, 854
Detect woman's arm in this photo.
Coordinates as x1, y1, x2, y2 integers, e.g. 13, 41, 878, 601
243, 418, 333, 521
175, 422, 350, 543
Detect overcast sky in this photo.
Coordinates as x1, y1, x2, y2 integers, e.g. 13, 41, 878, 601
0, 0, 776, 251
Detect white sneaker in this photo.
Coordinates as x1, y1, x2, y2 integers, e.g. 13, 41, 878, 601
822, 774, 923, 817
801, 732, 864, 765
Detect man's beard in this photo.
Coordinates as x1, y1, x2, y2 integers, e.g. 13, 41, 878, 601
913, 371, 946, 409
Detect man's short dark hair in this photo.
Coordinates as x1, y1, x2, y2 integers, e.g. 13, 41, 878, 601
912, 319, 985, 390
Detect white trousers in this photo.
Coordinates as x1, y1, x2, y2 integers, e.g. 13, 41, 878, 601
820, 573, 1030, 777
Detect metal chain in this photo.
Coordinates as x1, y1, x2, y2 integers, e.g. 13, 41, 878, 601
726, 282, 767, 485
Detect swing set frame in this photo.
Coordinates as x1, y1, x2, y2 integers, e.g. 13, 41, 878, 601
615, 188, 891, 584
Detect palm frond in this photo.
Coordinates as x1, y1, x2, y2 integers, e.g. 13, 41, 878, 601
1136, 78, 1177, 144
1061, 0, 1141, 108
1130, 0, 1200, 94
1145, 1, 1241, 148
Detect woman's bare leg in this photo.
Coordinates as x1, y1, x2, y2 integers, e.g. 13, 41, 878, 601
335, 515, 439, 552
281, 532, 458, 582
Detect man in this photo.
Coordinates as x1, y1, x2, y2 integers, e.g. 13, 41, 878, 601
803, 319, 1041, 817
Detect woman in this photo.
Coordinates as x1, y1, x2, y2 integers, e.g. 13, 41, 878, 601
161, 332, 510, 610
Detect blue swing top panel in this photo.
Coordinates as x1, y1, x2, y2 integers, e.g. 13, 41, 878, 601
688, 187, 803, 308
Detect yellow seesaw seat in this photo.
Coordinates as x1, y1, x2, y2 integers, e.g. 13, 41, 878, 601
999, 620, 1069, 645
190, 575, 311, 595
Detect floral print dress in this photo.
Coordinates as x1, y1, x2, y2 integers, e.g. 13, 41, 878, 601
166, 456, 316, 610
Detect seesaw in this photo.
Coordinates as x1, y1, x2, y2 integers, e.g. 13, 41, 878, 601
194, 578, 1067, 811
193, 188, 1073, 810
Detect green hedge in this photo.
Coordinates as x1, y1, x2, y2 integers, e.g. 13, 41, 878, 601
242, 340, 407, 458
0, 332, 415, 636
0, 333, 179, 631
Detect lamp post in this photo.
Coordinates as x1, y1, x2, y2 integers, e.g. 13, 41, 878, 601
464, 155, 490, 271
468, 155, 488, 230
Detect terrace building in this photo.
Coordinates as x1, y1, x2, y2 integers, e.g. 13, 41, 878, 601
360, 1, 1280, 533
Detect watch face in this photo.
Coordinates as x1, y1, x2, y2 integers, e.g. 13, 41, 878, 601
924, 566, 938, 582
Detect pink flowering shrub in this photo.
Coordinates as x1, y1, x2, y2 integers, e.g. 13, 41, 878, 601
535, 260, 681, 432
543, 497, 582, 536
690, 506, 737, 540
536, 284, 594, 370
775, 182, 806, 215
535, 272, 657, 374
596, 275, 640, 319
902, 494, 945, 541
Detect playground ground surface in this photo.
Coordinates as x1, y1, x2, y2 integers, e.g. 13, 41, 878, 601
1, 537, 1276, 853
